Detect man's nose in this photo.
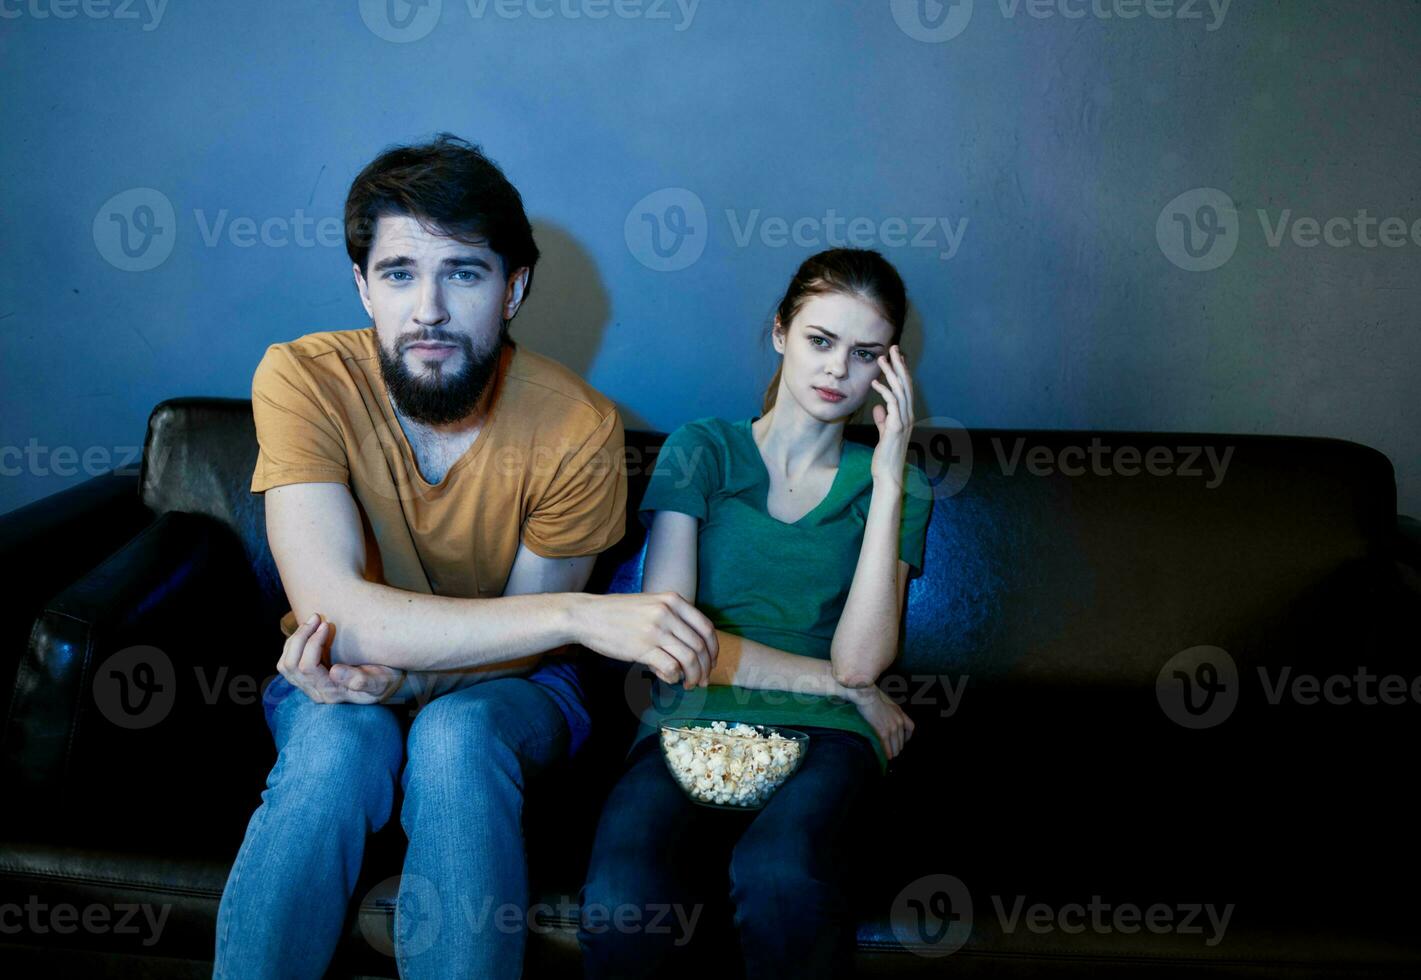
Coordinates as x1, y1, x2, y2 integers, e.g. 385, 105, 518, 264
412, 282, 449, 326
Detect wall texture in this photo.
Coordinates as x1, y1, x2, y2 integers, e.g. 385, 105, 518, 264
2, 0, 1417, 516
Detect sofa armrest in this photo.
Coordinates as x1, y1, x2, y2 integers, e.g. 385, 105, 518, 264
0, 473, 150, 708
1395, 515, 1421, 602
2, 509, 269, 841
1397, 515, 1421, 569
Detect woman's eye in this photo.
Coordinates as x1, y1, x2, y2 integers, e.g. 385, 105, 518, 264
854, 349, 876, 361
809, 336, 829, 348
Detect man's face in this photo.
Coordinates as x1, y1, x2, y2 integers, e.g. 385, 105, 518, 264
354, 213, 527, 425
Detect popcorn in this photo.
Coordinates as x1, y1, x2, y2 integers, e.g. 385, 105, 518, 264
660, 721, 806, 808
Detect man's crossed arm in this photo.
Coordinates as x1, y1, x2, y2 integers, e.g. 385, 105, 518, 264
265, 482, 718, 705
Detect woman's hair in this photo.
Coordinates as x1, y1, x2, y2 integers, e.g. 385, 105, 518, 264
344, 133, 540, 300
761, 248, 908, 416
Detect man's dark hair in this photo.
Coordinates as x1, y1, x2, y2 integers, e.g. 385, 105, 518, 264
345, 133, 540, 300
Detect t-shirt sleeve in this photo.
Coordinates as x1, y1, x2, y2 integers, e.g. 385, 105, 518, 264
521, 408, 628, 558
250, 345, 349, 493
897, 461, 934, 578
637, 420, 721, 527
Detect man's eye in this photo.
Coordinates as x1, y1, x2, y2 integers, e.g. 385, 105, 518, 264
385, 270, 412, 281
451, 270, 480, 281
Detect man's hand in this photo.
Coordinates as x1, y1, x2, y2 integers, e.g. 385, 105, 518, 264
328, 663, 407, 703
278, 613, 403, 705
843, 683, 916, 760
572, 591, 719, 689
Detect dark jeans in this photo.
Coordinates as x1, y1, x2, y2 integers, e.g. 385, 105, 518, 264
578, 726, 880, 980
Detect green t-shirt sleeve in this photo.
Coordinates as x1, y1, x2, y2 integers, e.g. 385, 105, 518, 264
898, 461, 933, 577
638, 420, 722, 527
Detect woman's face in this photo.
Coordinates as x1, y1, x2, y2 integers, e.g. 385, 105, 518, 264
772, 291, 897, 422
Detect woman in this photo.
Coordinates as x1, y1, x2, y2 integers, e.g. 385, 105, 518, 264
578, 248, 933, 979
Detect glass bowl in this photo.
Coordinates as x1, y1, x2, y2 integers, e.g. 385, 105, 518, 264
658, 718, 810, 810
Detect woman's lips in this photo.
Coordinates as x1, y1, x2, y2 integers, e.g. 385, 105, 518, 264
814, 386, 846, 402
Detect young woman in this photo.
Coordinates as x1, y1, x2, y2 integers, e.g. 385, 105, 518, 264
577, 248, 933, 979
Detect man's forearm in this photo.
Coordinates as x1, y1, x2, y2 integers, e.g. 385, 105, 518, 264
389, 644, 577, 703
317, 582, 585, 670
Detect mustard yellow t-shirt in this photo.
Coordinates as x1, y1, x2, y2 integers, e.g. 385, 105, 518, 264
250, 327, 627, 636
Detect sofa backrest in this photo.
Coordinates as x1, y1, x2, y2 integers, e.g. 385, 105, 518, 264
139, 399, 1401, 690
140, 398, 289, 635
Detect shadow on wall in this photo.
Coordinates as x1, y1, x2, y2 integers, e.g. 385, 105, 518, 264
513, 219, 649, 431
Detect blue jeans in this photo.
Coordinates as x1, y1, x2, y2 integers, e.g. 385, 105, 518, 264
214, 674, 569, 979
578, 727, 880, 980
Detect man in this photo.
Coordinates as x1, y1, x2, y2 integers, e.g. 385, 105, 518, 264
214, 133, 717, 979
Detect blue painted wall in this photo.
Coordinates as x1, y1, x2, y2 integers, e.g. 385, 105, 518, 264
2, 0, 1418, 516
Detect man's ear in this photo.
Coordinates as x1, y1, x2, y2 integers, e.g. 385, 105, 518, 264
503, 267, 530, 320
353, 263, 374, 320
771, 315, 786, 354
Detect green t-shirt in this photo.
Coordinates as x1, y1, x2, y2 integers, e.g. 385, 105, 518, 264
634, 416, 933, 772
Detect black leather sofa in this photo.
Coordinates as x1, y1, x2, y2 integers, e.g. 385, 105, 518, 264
2, 397, 1419, 978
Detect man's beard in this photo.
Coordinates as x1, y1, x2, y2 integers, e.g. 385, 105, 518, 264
376, 322, 509, 426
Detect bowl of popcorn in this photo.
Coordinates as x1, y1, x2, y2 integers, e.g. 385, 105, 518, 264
659, 719, 809, 809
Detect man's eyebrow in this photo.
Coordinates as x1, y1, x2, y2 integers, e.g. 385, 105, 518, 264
371, 254, 495, 272
806, 325, 886, 348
